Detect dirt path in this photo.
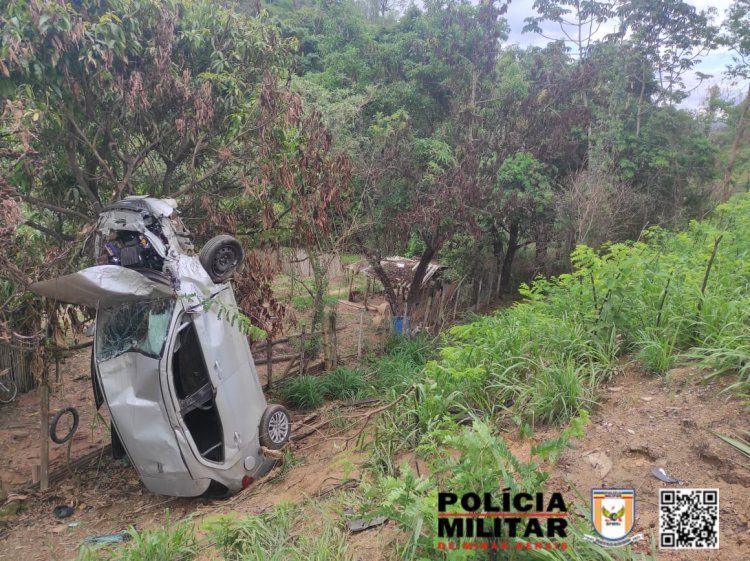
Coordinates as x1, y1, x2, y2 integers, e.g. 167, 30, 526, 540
546, 364, 750, 560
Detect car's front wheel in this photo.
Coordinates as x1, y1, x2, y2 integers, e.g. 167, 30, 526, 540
199, 235, 244, 283
259, 404, 291, 450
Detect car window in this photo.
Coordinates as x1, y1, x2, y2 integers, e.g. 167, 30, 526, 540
96, 298, 175, 361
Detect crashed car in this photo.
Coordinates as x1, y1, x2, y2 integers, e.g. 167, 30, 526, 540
31, 196, 290, 498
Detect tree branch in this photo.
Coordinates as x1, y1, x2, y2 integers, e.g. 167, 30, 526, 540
20, 194, 91, 221
23, 220, 76, 242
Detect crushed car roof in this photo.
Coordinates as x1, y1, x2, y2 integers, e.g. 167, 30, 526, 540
30, 265, 174, 308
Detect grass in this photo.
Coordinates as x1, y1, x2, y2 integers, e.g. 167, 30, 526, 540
76, 513, 197, 561
290, 292, 340, 312
279, 337, 431, 410
321, 367, 369, 400
279, 375, 326, 409
77, 504, 353, 561
279, 368, 370, 409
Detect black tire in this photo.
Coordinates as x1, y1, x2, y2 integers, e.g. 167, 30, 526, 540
199, 235, 244, 283
50, 407, 79, 444
91, 349, 104, 410
258, 404, 291, 450
111, 422, 126, 460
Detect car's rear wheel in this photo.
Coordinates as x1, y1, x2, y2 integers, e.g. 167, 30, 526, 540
259, 404, 291, 450
199, 235, 244, 283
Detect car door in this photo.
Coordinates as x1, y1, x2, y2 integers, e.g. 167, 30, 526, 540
190, 287, 267, 467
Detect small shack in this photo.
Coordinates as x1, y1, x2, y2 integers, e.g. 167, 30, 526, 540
346, 256, 447, 310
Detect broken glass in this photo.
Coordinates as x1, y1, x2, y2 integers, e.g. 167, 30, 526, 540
96, 299, 175, 361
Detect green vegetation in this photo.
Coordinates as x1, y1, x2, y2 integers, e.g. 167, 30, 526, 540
76, 514, 197, 561
279, 338, 427, 409
77, 505, 353, 561
413, 194, 750, 433
279, 375, 327, 409
2, 0, 748, 559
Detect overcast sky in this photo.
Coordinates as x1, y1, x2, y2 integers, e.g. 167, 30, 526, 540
501, 0, 742, 108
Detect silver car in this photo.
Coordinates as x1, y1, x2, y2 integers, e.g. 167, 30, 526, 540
31, 197, 290, 497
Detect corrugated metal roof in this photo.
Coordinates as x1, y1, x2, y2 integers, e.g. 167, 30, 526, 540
347, 256, 446, 289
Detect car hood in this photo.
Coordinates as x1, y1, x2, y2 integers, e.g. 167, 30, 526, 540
29, 265, 174, 308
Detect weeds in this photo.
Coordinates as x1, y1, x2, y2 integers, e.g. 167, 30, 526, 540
78, 504, 353, 561
279, 375, 326, 409
76, 513, 197, 561
321, 368, 369, 400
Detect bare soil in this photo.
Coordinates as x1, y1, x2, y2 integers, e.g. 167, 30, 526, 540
546, 364, 750, 560
0, 349, 109, 490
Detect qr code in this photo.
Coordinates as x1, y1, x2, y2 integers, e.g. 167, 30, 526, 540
659, 489, 719, 549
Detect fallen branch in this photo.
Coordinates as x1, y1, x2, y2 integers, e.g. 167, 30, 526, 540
291, 384, 416, 444
344, 384, 416, 448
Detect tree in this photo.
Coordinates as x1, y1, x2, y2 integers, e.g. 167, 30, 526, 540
490, 153, 553, 292
0, 0, 292, 219
524, 0, 614, 155
524, 0, 614, 61
719, 0, 750, 198
615, 0, 717, 109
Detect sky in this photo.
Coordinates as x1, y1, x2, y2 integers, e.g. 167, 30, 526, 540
501, 0, 742, 108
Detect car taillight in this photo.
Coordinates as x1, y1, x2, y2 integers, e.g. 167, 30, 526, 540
242, 475, 253, 489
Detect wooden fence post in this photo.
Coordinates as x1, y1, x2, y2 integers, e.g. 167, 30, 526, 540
357, 309, 365, 361
265, 337, 273, 391
329, 313, 338, 369
299, 326, 306, 376
40, 353, 49, 492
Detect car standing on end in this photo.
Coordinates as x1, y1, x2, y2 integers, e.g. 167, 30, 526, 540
31, 196, 290, 497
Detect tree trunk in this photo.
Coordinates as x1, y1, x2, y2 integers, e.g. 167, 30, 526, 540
499, 222, 519, 293
722, 82, 750, 201
353, 234, 400, 315
308, 250, 327, 352
534, 226, 549, 276
368, 256, 399, 315
406, 243, 436, 310
636, 61, 647, 138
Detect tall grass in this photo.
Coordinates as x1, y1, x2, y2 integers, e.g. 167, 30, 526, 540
417, 194, 750, 429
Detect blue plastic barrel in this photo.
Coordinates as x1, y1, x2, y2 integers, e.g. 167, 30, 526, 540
393, 316, 410, 335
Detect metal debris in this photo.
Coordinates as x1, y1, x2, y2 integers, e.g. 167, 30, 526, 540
347, 516, 388, 533
650, 467, 683, 484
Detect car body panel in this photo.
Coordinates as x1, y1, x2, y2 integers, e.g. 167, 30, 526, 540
29, 265, 173, 308
96, 352, 190, 480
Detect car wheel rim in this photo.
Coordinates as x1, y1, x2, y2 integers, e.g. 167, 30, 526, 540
213, 246, 238, 275
268, 411, 289, 444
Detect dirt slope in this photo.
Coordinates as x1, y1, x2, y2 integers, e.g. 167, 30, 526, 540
547, 364, 750, 560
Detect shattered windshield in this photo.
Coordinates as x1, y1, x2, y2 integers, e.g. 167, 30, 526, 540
96, 299, 175, 361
